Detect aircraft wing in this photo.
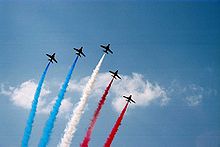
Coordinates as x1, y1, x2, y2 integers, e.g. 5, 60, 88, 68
81, 52, 86, 57
130, 99, 136, 103
53, 58, 58, 63
109, 71, 115, 74
100, 45, 106, 49
108, 49, 113, 54
116, 75, 121, 79
46, 54, 52, 58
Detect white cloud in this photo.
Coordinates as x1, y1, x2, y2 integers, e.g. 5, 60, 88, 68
0, 80, 72, 115
111, 73, 169, 112
0, 84, 14, 96
168, 81, 217, 106
1, 80, 50, 110
183, 84, 204, 106
40, 98, 73, 115
1, 74, 216, 114
185, 95, 203, 106
68, 72, 169, 113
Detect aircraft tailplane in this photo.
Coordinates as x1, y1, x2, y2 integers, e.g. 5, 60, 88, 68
48, 59, 53, 63
76, 53, 81, 57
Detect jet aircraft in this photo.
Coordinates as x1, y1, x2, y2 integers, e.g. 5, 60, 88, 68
109, 70, 121, 79
123, 95, 136, 103
73, 47, 86, 57
46, 53, 57, 63
100, 44, 113, 54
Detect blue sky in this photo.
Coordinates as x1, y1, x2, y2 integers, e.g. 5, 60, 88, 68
0, 1, 220, 147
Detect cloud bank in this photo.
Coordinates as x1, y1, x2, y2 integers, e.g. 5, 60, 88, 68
168, 80, 217, 106
1, 73, 217, 114
68, 72, 169, 112
0, 80, 72, 115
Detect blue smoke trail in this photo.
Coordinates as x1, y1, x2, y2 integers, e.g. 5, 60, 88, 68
21, 62, 51, 147
38, 56, 79, 147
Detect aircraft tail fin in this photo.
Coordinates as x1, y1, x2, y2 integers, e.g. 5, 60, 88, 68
76, 53, 81, 57
111, 75, 117, 79
48, 59, 53, 63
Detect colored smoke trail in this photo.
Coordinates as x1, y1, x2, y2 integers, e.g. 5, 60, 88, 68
59, 54, 106, 147
80, 78, 114, 147
39, 56, 79, 147
104, 102, 129, 147
21, 62, 51, 147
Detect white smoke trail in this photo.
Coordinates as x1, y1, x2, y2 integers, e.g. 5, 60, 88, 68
59, 54, 106, 147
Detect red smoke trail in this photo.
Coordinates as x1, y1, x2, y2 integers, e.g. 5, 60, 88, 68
80, 78, 114, 147
104, 102, 129, 147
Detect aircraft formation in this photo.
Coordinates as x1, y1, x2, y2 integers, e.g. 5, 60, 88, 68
22, 43, 135, 147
